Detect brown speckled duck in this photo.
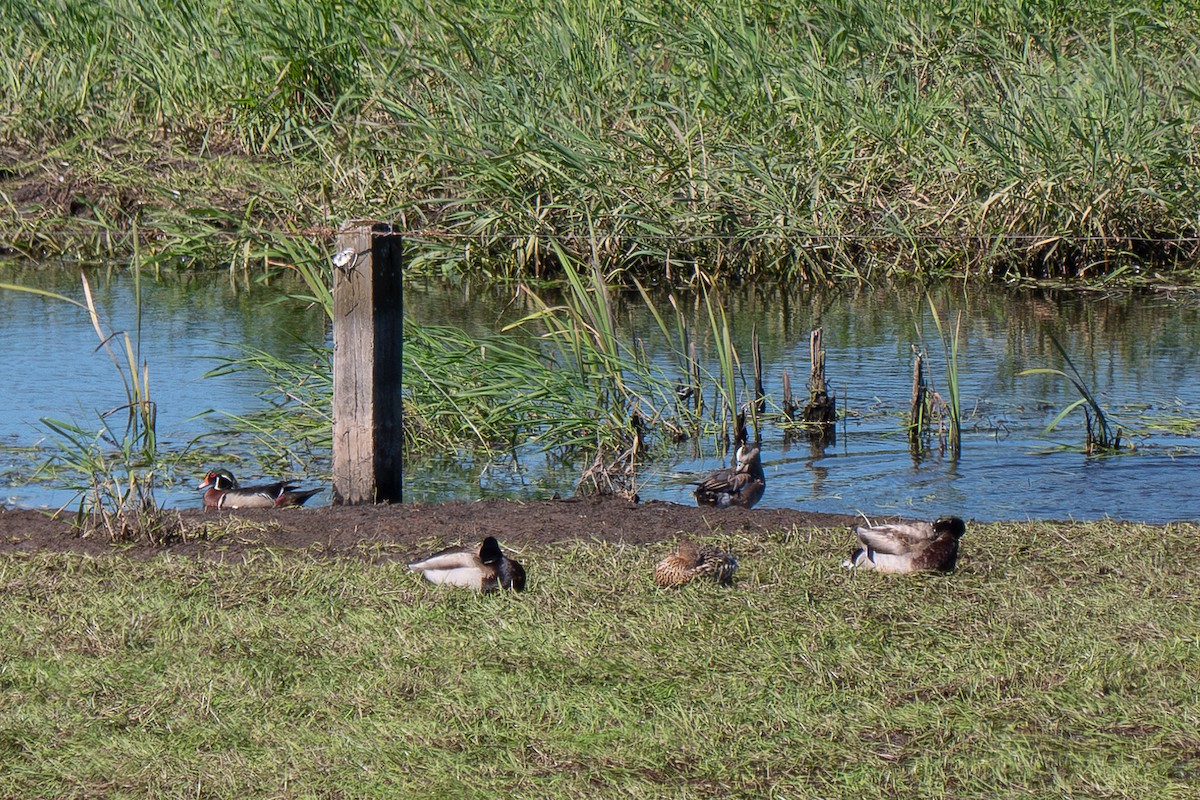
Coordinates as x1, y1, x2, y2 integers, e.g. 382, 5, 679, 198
198, 469, 321, 510
654, 539, 739, 587
407, 536, 527, 592
692, 445, 765, 509
844, 516, 967, 574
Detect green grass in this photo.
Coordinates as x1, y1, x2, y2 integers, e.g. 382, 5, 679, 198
2, 0, 1199, 282
2, 519, 1198, 798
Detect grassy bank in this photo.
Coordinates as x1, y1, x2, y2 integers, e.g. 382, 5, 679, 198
2, 0, 1199, 282
1, 519, 1198, 798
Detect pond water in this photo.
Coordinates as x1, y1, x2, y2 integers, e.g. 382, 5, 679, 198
2, 263, 1198, 522
0, 264, 326, 509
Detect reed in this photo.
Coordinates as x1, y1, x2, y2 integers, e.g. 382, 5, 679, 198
3, 0, 1198, 282
504, 243, 669, 465
908, 347, 931, 450
631, 278, 702, 428
200, 342, 333, 469
927, 299, 963, 459
1019, 334, 1125, 453
701, 285, 744, 441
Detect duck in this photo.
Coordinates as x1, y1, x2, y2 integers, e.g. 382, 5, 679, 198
198, 468, 321, 510
654, 539, 739, 587
407, 536, 527, 592
844, 516, 967, 574
692, 444, 765, 509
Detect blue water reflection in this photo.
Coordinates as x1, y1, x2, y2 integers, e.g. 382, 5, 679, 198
403, 281, 1200, 523
0, 264, 326, 509
2, 267, 1198, 522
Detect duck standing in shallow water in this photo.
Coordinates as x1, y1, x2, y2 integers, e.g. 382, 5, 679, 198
692, 445, 765, 509
407, 536, 526, 592
198, 469, 321, 510
654, 539, 739, 587
844, 516, 967, 574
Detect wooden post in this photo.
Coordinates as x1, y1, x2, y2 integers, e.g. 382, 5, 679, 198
332, 222, 404, 504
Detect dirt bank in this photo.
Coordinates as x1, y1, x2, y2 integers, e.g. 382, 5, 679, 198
0, 498, 864, 561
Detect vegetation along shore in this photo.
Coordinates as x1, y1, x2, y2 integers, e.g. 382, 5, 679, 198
3, 0, 1200, 283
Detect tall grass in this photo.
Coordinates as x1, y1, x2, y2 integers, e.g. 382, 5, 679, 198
927, 299, 963, 459
202, 238, 761, 486
2, 0, 1198, 281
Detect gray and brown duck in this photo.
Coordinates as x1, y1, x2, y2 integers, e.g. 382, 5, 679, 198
844, 516, 967, 574
692, 445, 765, 509
407, 536, 526, 592
198, 469, 321, 510
654, 539, 739, 587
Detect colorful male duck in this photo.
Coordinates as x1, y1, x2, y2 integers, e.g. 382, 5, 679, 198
654, 539, 739, 587
844, 516, 967, 574
692, 445, 766, 509
198, 469, 321, 510
407, 536, 527, 592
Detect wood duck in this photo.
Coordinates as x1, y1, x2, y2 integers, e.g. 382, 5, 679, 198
407, 536, 527, 592
844, 516, 967, 574
198, 469, 321, 510
654, 539, 739, 587
692, 445, 766, 509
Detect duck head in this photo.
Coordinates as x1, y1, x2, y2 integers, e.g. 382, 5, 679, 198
198, 469, 238, 492
932, 516, 967, 540
480, 536, 526, 591
734, 445, 760, 472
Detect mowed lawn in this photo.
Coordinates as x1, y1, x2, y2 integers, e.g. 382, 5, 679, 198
1, 520, 1197, 799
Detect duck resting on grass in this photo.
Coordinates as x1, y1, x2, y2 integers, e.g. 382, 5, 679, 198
692, 445, 765, 509
407, 536, 527, 592
654, 539, 739, 588
198, 469, 321, 510
844, 516, 967, 574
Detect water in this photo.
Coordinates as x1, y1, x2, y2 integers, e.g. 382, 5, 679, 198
0, 264, 327, 509
400, 279, 1200, 523
2, 265, 1198, 522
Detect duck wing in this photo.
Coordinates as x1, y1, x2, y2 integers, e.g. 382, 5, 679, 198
218, 482, 295, 509
853, 522, 935, 556
692, 467, 738, 506
407, 545, 480, 572
693, 466, 736, 492
415, 565, 488, 588
408, 545, 490, 589
655, 541, 738, 587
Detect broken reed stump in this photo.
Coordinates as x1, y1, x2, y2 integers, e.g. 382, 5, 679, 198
782, 371, 797, 421
802, 328, 837, 439
752, 327, 765, 416
908, 347, 930, 449
332, 222, 404, 505
908, 346, 955, 455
